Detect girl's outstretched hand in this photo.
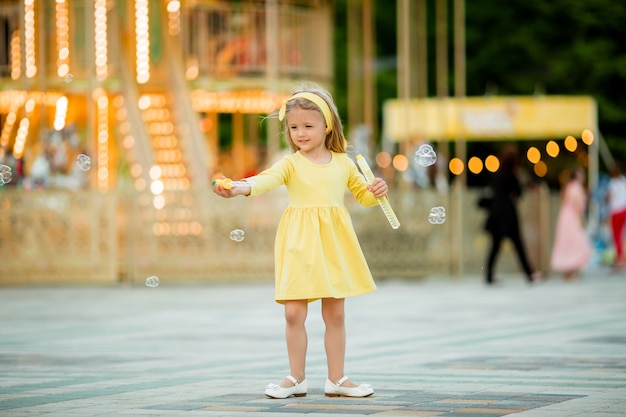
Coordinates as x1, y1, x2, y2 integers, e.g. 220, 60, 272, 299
213, 181, 235, 198
212, 178, 251, 198
368, 177, 388, 198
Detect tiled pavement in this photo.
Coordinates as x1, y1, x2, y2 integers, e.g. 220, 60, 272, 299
1, 269, 625, 416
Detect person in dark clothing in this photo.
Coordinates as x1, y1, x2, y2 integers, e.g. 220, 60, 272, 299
484, 145, 542, 285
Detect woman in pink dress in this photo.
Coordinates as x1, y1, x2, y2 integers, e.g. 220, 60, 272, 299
550, 167, 592, 280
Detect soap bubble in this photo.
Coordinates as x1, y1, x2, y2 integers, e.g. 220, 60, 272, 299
414, 144, 437, 167
230, 229, 245, 242
76, 154, 91, 171
0, 164, 12, 186
64, 74, 74, 84
428, 206, 446, 225
145, 276, 160, 288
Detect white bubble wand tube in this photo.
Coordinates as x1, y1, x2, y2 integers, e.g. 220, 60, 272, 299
212, 178, 256, 189
356, 154, 400, 229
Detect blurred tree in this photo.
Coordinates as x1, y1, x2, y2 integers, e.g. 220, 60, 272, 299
334, 0, 626, 163
334, 0, 396, 138
466, 0, 626, 161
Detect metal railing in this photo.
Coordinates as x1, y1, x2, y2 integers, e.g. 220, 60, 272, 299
179, 1, 333, 82
0, 1, 332, 86
0, 187, 559, 285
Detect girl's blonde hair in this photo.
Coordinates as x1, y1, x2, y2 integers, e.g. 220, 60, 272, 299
279, 82, 347, 153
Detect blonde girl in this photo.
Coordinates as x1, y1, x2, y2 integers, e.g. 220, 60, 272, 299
213, 82, 387, 398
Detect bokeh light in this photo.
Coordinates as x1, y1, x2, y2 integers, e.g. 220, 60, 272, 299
153, 194, 165, 209
526, 146, 541, 164
149, 165, 161, 180
376, 151, 392, 169
468, 156, 483, 174
449, 158, 464, 176
485, 155, 500, 172
581, 129, 594, 145
546, 140, 560, 158
392, 154, 409, 171
534, 161, 548, 177
564, 135, 578, 152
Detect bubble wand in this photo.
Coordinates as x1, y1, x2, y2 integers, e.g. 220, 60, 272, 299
355, 155, 400, 229
212, 178, 256, 189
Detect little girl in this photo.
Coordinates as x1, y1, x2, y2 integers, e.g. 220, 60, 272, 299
213, 83, 388, 398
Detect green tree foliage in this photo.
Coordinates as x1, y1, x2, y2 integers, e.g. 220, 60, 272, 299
334, 0, 626, 161
333, 0, 397, 131
466, 0, 626, 160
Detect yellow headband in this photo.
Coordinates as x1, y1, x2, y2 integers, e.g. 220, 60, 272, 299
278, 92, 333, 134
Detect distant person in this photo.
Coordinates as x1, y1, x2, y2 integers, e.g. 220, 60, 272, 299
550, 167, 592, 280
606, 162, 626, 268
484, 145, 542, 285
213, 83, 383, 398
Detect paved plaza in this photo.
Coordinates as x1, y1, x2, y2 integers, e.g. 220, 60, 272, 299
1, 269, 625, 417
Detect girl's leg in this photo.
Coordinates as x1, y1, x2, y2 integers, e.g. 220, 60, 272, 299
321, 297, 357, 388
283, 300, 308, 385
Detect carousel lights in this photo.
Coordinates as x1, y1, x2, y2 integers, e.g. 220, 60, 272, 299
94, 0, 108, 80
0, 112, 17, 149
24, 98, 35, 114
153, 195, 165, 210
53, 96, 68, 131
191, 90, 289, 114
135, 0, 150, 84
24, 0, 36, 78
186, 57, 199, 80
0, 91, 61, 113
12, 98, 35, 159
94, 89, 110, 191
56, 0, 70, 78
166, 1, 181, 36
139, 94, 188, 192
10, 30, 20, 80
12, 118, 30, 159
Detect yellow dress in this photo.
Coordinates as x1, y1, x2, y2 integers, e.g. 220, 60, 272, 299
249, 151, 378, 303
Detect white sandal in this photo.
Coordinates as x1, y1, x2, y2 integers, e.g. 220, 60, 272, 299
324, 376, 374, 397
264, 375, 307, 399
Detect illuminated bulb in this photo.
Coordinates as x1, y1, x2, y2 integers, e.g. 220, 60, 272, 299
526, 147, 541, 164
392, 154, 409, 172
564, 135, 578, 152
485, 155, 500, 172
10, 30, 21, 79
581, 129, 594, 145
449, 158, 464, 175
468, 156, 483, 174
534, 161, 547, 177
546, 140, 560, 158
